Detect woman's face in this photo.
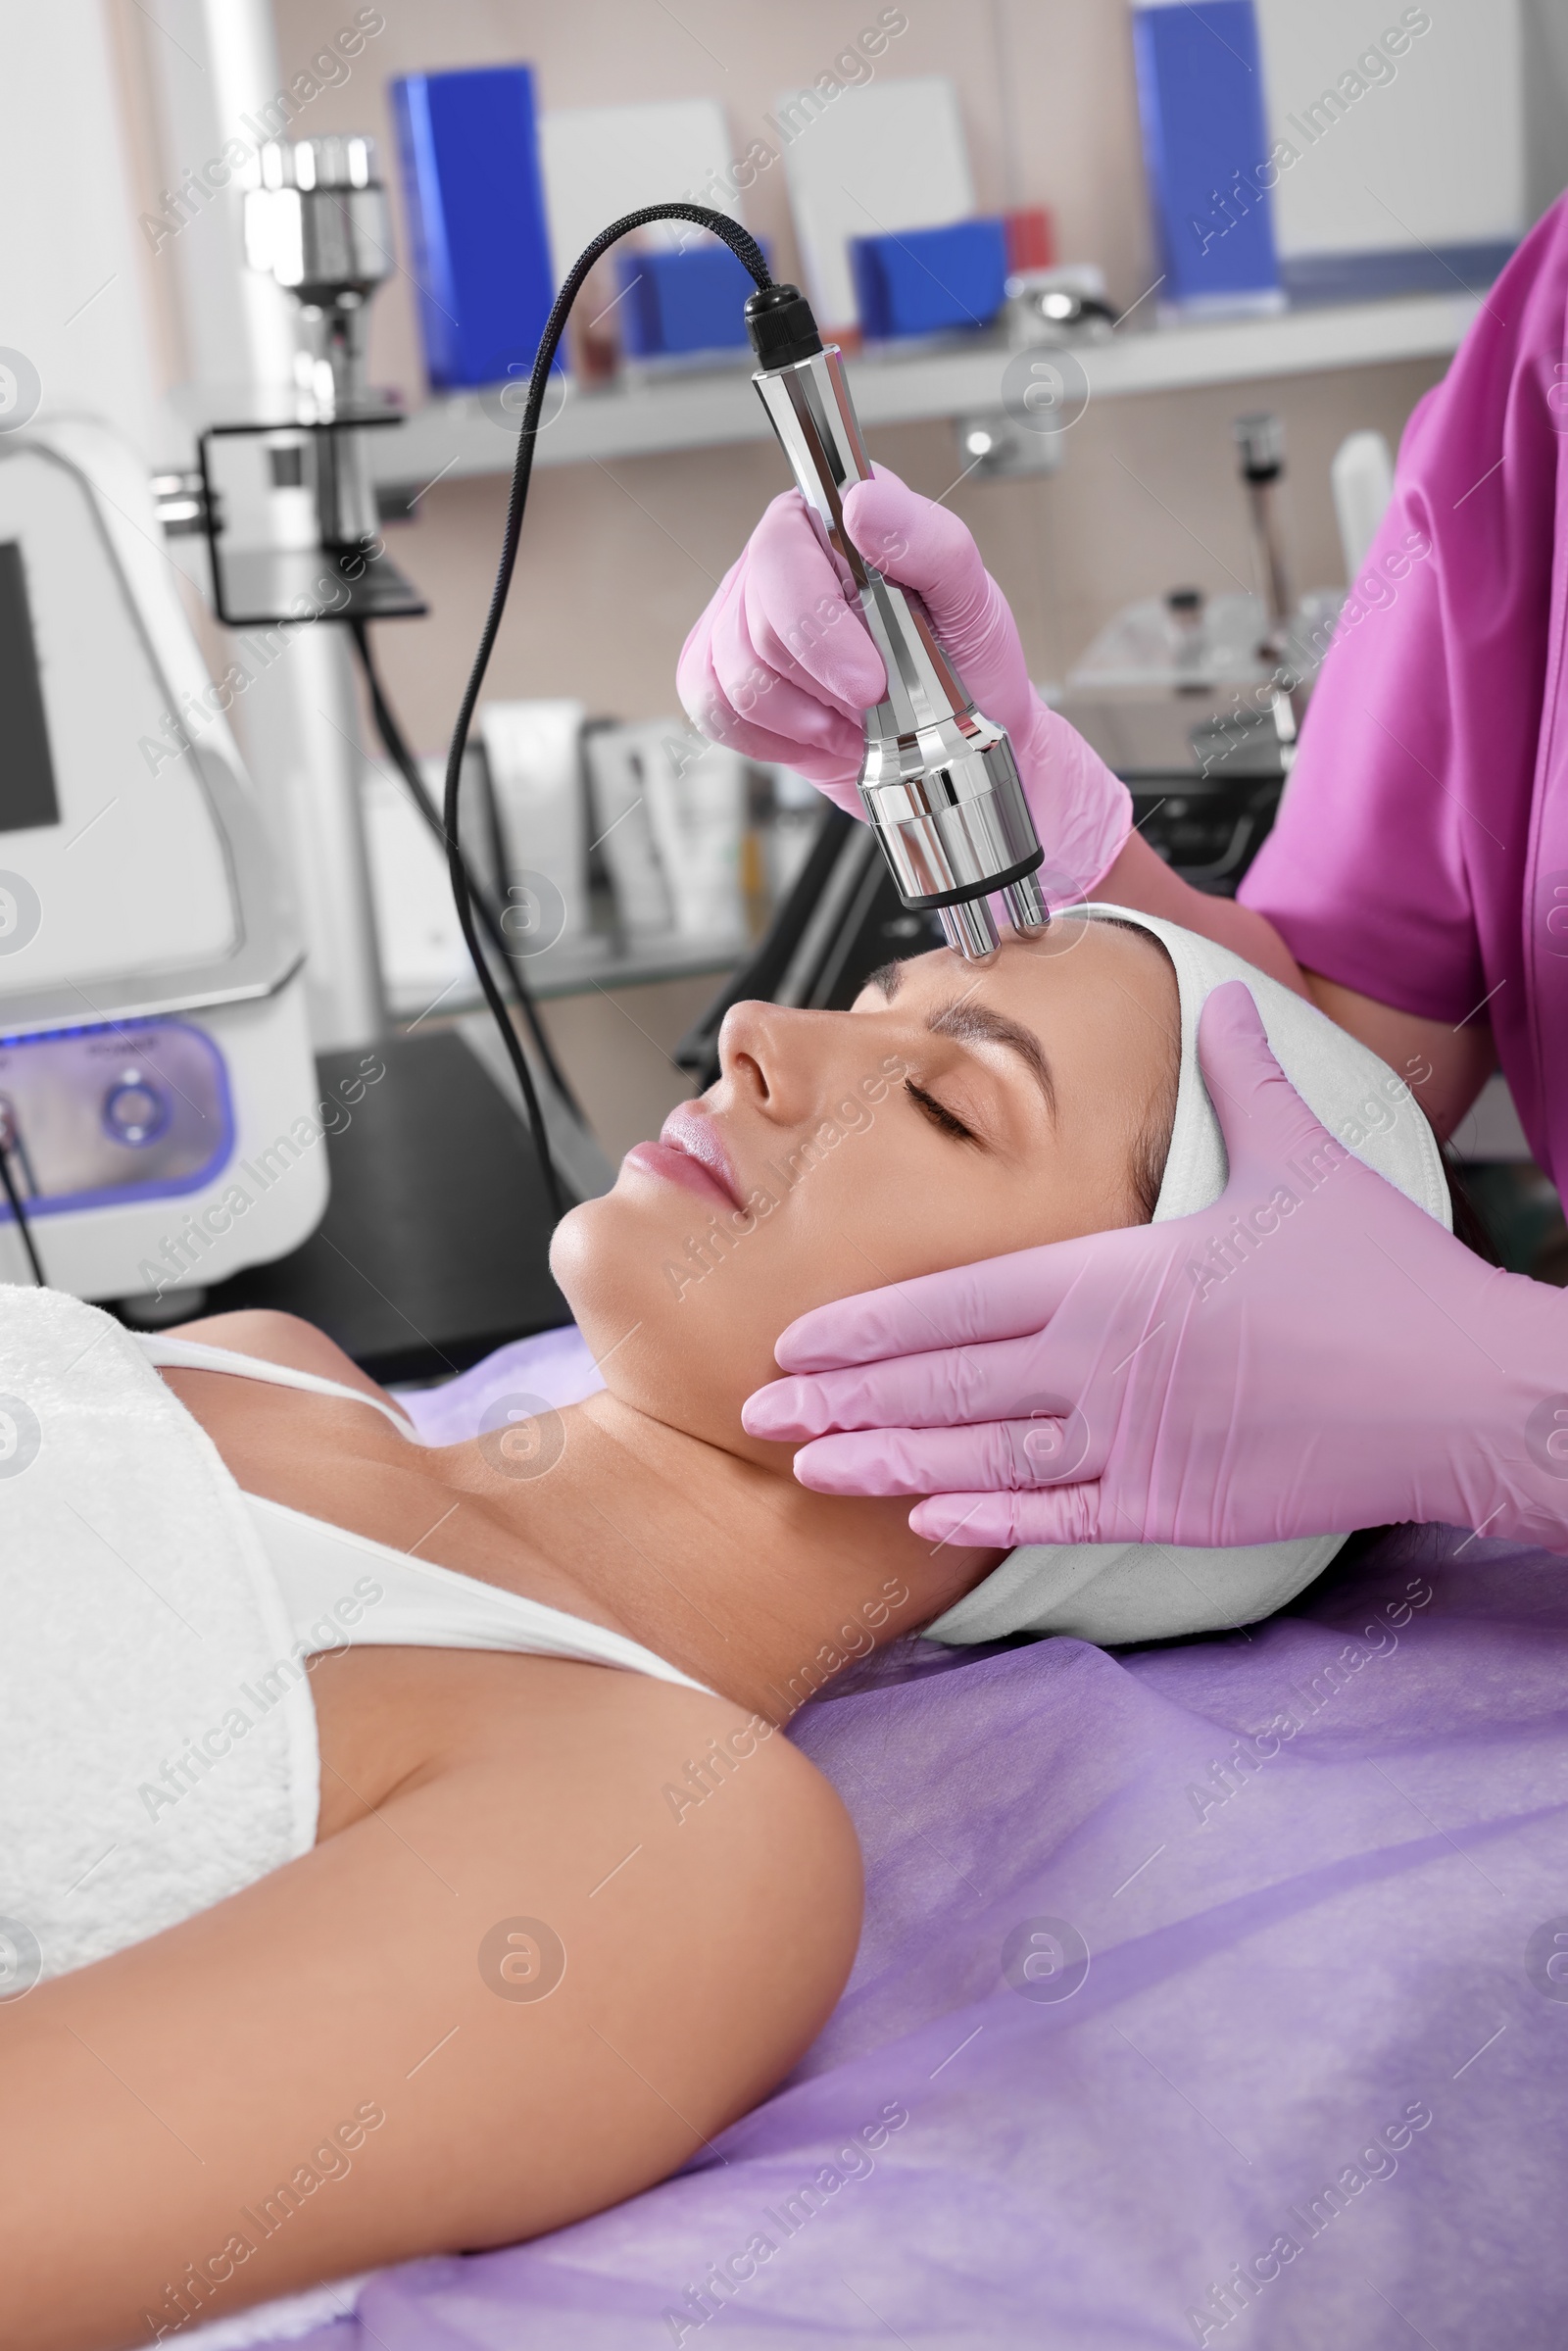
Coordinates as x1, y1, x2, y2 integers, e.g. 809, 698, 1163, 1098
552, 915, 1179, 1458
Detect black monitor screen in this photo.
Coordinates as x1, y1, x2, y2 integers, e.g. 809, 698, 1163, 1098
0, 539, 59, 834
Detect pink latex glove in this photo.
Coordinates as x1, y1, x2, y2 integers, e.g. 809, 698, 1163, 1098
677, 465, 1133, 900
743, 985, 1568, 1556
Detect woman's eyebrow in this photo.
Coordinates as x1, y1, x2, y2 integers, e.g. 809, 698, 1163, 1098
927, 999, 1057, 1122
864, 960, 904, 1002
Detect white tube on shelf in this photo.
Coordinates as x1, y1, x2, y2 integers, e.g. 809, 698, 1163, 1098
583, 724, 674, 938
1331, 428, 1395, 582
479, 699, 589, 948
640, 731, 747, 942
359, 753, 493, 1020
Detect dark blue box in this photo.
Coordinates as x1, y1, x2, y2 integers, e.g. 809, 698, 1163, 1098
848, 219, 1008, 340
391, 64, 556, 390
613, 243, 761, 360
1131, 1, 1280, 309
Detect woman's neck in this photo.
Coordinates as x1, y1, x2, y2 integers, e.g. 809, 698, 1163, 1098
486, 1389, 1001, 1720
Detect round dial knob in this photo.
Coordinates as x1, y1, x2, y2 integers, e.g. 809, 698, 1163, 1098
103, 1071, 170, 1148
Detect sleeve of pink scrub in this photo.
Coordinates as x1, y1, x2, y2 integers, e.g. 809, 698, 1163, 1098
1237, 195, 1568, 1044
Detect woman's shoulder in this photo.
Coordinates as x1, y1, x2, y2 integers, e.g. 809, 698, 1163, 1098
371, 1648, 865, 2050
505, 1662, 863, 1934
419, 1659, 865, 2191
622, 1675, 863, 1893
461, 1659, 864, 2108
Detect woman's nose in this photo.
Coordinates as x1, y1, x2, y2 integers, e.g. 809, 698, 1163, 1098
714, 999, 834, 1128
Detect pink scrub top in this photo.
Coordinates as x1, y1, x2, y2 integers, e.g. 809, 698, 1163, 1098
1238, 192, 1568, 1186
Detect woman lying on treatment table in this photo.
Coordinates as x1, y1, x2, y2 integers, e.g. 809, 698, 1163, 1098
3, 907, 1451, 2349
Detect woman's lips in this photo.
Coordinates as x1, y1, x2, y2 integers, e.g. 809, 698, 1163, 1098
624, 1107, 745, 1212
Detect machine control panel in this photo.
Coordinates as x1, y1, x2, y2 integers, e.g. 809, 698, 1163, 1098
0, 1018, 232, 1221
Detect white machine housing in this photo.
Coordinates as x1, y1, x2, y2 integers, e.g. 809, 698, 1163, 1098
0, 420, 326, 1300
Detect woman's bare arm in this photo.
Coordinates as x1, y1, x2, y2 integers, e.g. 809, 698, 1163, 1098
1094, 829, 1497, 1137
1, 1663, 860, 2351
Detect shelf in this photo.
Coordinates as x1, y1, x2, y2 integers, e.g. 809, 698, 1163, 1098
388, 924, 746, 1021
490, 924, 747, 1003
369, 292, 1483, 494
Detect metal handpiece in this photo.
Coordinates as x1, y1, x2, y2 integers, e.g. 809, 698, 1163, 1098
247, 135, 393, 556
746, 286, 1049, 959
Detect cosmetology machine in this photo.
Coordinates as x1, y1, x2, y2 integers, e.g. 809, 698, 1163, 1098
0, 419, 322, 1298
0, 134, 419, 1305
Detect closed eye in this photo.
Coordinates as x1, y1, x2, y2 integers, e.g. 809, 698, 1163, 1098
905, 1077, 980, 1146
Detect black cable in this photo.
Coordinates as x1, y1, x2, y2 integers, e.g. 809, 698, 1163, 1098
0, 1140, 44, 1286
440, 204, 772, 1230
348, 618, 582, 1116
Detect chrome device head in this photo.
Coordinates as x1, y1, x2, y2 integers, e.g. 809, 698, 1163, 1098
745, 284, 1052, 963
246, 135, 393, 556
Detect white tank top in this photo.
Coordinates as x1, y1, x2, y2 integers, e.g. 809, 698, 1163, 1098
136, 1334, 708, 1693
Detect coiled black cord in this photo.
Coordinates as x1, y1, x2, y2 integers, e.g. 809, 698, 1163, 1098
439, 206, 772, 1227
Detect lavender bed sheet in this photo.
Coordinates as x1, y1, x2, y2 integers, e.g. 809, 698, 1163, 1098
267, 1347, 1568, 2349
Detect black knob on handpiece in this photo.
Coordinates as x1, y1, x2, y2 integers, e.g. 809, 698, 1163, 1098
744, 283, 824, 371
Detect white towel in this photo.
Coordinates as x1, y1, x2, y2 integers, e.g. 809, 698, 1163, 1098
926, 906, 1451, 1647
0, 1285, 318, 1983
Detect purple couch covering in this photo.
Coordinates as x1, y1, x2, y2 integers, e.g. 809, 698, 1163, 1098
236, 1345, 1568, 2345
395, 1324, 606, 1439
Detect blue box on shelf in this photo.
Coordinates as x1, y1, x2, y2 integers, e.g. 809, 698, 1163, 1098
391, 64, 556, 391
847, 218, 1009, 341
613, 242, 765, 361
1131, 0, 1281, 312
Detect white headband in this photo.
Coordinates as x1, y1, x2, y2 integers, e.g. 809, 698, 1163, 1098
924, 904, 1450, 1648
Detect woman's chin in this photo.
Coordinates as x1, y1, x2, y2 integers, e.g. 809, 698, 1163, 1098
546, 1197, 593, 1287
546, 1189, 675, 1379
545, 1194, 797, 1463
547, 1196, 615, 1337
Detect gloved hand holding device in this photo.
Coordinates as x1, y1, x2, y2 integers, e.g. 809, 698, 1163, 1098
677, 465, 1134, 902
743, 985, 1568, 1555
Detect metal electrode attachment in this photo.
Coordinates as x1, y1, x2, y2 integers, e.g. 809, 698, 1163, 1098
247, 135, 392, 557
745, 285, 1050, 959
